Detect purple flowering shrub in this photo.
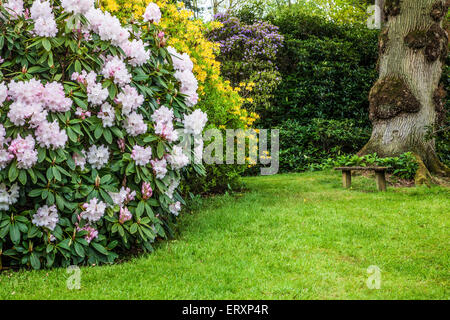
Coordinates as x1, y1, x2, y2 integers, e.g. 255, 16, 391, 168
208, 13, 283, 111
0, 1, 207, 269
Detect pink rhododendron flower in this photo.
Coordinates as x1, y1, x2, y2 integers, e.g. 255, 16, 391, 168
142, 182, 153, 200
8, 135, 38, 169
151, 158, 167, 179
119, 207, 132, 224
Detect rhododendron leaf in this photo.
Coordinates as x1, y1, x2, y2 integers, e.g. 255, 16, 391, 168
145, 204, 154, 218
30, 253, 41, 270
108, 84, 117, 100
41, 38, 51, 52
74, 242, 85, 258
8, 162, 18, 183
107, 240, 118, 250
55, 194, 65, 211
147, 198, 159, 207
110, 127, 123, 139
48, 52, 54, 67
103, 129, 113, 144
94, 126, 103, 140
28, 225, 40, 239
27, 169, 37, 184
91, 242, 108, 256
18, 170, 27, 185
130, 223, 138, 234
46, 244, 54, 254
9, 224, 20, 244
136, 201, 145, 217
46, 192, 55, 205
74, 60, 82, 73
37, 148, 46, 163
100, 175, 112, 184
157, 141, 165, 159
73, 97, 87, 109
143, 135, 157, 143
58, 239, 70, 251
46, 167, 53, 181
99, 189, 113, 206
52, 167, 61, 182
66, 127, 78, 143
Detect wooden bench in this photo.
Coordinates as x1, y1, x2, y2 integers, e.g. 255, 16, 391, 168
334, 167, 389, 191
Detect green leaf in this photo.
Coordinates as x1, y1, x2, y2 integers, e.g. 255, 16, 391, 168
74, 60, 82, 73
42, 38, 51, 51
9, 223, 20, 244
8, 162, 18, 182
30, 253, 41, 270
130, 223, 138, 234
94, 126, 103, 140
136, 201, 145, 217
18, 170, 27, 185
91, 242, 108, 255
103, 129, 113, 144
52, 166, 61, 181
157, 141, 165, 159
74, 242, 85, 258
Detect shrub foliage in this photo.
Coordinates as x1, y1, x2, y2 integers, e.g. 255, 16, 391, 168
0, 1, 206, 269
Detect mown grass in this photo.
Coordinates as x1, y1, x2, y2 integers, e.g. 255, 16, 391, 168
0, 170, 448, 300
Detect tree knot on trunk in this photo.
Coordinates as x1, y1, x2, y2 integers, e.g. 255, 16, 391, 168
433, 83, 447, 126
384, 0, 401, 18
369, 76, 421, 121
404, 23, 448, 63
430, 1, 450, 22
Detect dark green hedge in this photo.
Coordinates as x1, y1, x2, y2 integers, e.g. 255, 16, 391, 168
261, 10, 379, 126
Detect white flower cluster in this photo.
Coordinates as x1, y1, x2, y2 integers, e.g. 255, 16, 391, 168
143, 2, 161, 23
0, 183, 19, 211
87, 145, 110, 169
30, 0, 58, 37
84, 7, 150, 66
168, 47, 199, 107
2, 0, 25, 19
151, 158, 167, 179
131, 145, 153, 166
101, 56, 132, 87
32, 205, 59, 231
151, 106, 178, 142
109, 186, 136, 207
183, 109, 208, 135
97, 103, 115, 127
0, 78, 71, 164
61, 0, 93, 14
168, 146, 189, 170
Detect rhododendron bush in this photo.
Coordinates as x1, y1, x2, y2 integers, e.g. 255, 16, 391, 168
0, 0, 207, 269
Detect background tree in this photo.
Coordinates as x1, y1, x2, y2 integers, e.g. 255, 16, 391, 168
359, 0, 449, 182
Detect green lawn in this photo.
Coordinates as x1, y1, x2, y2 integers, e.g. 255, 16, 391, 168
0, 170, 449, 299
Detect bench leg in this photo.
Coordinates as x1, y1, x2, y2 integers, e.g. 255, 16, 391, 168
375, 171, 387, 191
342, 170, 351, 188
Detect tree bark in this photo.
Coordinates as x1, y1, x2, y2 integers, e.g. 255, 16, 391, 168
359, 0, 449, 180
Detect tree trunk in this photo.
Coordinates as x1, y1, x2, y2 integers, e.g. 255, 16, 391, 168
376, 0, 385, 23
359, 0, 449, 180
